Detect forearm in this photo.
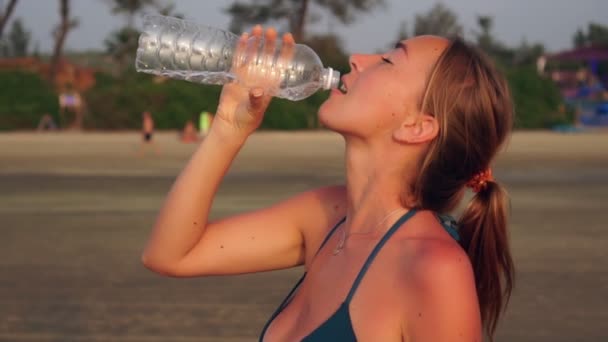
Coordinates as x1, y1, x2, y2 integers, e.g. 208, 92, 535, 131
142, 123, 246, 270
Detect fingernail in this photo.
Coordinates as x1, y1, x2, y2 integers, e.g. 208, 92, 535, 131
252, 88, 263, 98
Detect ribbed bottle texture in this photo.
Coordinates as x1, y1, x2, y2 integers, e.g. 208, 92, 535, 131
136, 15, 340, 101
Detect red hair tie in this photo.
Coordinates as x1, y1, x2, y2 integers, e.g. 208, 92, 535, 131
466, 168, 493, 193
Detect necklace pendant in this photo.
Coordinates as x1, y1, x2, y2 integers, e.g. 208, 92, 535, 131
333, 229, 346, 255
333, 244, 343, 255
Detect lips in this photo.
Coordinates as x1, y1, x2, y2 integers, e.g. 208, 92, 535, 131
338, 77, 348, 94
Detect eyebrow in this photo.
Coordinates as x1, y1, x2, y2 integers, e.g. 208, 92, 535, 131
394, 42, 408, 56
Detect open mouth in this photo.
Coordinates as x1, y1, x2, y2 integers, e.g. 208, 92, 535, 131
338, 78, 348, 94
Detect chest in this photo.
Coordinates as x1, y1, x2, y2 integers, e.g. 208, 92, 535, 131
263, 239, 408, 341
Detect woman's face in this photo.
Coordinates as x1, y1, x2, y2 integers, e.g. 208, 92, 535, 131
318, 35, 449, 138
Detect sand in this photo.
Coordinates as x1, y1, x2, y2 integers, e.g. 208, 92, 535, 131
1, 130, 606, 341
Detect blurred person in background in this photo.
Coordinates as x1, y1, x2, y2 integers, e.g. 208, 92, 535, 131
180, 119, 199, 143
142, 26, 514, 342
137, 111, 159, 156
199, 110, 213, 138
58, 84, 83, 129
37, 113, 58, 132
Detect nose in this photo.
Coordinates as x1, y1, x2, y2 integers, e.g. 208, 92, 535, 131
349, 54, 377, 72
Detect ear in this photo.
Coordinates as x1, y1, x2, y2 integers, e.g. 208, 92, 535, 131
393, 113, 438, 144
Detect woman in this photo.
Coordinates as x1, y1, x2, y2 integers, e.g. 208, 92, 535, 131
142, 26, 514, 341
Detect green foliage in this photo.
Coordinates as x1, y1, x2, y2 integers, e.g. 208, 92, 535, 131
0, 71, 59, 130
103, 1, 180, 72
107, 0, 160, 27
104, 26, 139, 70
83, 69, 334, 130
465, 11, 564, 128
263, 91, 329, 130
304, 34, 350, 74
506, 66, 566, 128
81, 65, 568, 130
413, 3, 463, 37
225, 0, 384, 40
2, 18, 30, 57
573, 22, 608, 48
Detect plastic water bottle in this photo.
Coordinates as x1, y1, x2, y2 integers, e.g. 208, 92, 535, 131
135, 15, 340, 101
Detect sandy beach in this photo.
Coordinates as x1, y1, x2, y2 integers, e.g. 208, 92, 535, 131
0, 130, 606, 341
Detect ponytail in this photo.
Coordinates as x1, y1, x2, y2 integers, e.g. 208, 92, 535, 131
459, 181, 514, 340
415, 37, 515, 339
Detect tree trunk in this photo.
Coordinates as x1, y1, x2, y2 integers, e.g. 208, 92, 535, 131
127, 11, 134, 30
50, 0, 69, 84
0, 0, 19, 38
293, 0, 309, 41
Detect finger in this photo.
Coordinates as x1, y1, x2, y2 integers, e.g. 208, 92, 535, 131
277, 33, 296, 84
232, 32, 249, 70
282, 32, 295, 46
263, 27, 278, 79
248, 87, 270, 113
245, 25, 263, 76
251, 24, 263, 38
279, 33, 295, 62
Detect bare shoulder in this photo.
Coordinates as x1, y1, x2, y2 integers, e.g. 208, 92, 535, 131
409, 238, 473, 285
398, 235, 481, 340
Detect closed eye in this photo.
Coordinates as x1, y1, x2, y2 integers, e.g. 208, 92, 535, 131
381, 57, 393, 65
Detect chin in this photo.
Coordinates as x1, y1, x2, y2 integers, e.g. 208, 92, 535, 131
318, 100, 344, 131
318, 101, 332, 127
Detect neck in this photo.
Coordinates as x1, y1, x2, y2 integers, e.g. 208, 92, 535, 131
343, 137, 415, 234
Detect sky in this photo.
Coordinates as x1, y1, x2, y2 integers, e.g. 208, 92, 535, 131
6, 0, 608, 55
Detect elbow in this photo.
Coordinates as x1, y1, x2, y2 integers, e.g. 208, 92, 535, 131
141, 252, 182, 277
140, 252, 206, 278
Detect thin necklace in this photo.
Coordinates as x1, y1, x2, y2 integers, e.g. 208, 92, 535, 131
333, 208, 406, 256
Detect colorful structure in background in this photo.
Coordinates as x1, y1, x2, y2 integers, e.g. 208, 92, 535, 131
538, 46, 608, 127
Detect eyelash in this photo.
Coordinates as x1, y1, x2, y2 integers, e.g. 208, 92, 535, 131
381, 57, 393, 65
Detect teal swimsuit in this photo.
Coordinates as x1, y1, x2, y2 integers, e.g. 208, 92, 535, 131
259, 210, 460, 341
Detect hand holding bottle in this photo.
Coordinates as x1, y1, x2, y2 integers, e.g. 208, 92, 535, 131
213, 26, 295, 138
136, 15, 340, 101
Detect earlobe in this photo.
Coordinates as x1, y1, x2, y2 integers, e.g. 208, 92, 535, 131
393, 114, 438, 144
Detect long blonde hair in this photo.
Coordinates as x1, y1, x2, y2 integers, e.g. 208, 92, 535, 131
413, 38, 514, 340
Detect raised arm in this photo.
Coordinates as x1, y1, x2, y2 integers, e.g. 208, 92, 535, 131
141, 27, 346, 277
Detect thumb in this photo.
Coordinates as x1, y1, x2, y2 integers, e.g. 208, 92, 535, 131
248, 87, 269, 113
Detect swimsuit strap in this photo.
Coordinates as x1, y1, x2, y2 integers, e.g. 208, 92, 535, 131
345, 209, 418, 303
314, 217, 347, 257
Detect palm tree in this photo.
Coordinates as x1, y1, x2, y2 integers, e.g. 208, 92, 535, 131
103, 0, 178, 71
225, 0, 385, 42
0, 0, 19, 38
413, 3, 463, 37
50, 0, 78, 84
106, 0, 159, 29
